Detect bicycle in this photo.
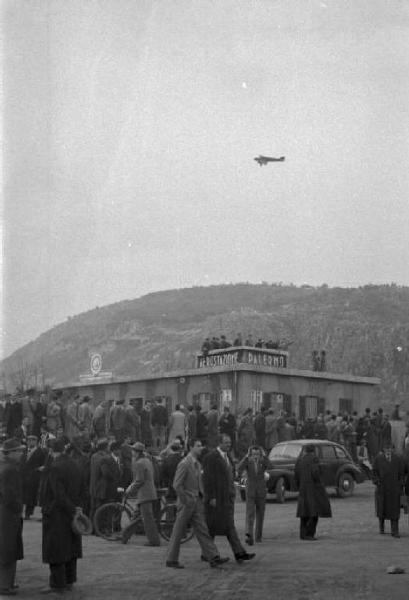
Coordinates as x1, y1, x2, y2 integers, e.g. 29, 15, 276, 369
93, 487, 194, 544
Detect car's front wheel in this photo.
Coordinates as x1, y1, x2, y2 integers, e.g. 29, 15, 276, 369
337, 472, 355, 497
275, 477, 286, 503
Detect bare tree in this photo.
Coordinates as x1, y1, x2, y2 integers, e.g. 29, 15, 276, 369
8, 356, 36, 392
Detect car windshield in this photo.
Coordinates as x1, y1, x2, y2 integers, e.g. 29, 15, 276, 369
269, 444, 302, 459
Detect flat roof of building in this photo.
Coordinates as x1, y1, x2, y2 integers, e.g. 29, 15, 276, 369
54, 362, 380, 390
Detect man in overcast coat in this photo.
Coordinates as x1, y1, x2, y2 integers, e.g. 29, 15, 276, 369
294, 444, 332, 540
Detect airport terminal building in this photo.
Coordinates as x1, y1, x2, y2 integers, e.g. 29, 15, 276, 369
54, 346, 380, 418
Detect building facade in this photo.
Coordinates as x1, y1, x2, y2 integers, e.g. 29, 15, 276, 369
54, 347, 380, 418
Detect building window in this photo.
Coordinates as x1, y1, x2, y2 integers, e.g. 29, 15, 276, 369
219, 389, 232, 409
282, 395, 292, 415
304, 396, 318, 419
192, 392, 218, 411
339, 398, 353, 415
264, 392, 292, 415
250, 390, 263, 413
299, 396, 325, 420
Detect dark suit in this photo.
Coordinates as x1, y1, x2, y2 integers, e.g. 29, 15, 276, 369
195, 412, 208, 445
0, 458, 24, 590
89, 450, 120, 518
237, 455, 269, 543
294, 452, 332, 539
41, 454, 82, 590
253, 413, 266, 449
161, 451, 183, 500
5, 402, 23, 437
29, 401, 47, 438
373, 451, 404, 535
21, 446, 46, 518
202, 449, 245, 557
218, 414, 236, 444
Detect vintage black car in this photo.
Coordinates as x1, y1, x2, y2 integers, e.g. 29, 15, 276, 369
237, 439, 365, 502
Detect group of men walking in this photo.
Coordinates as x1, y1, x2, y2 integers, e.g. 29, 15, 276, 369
166, 434, 255, 569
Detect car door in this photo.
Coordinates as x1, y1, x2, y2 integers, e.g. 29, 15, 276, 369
318, 444, 338, 486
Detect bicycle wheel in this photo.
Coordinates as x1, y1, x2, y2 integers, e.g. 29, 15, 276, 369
158, 504, 194, 544
93, 502, 132, 541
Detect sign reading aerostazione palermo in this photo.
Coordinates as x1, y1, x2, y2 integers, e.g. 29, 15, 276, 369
197, 347, 288, 369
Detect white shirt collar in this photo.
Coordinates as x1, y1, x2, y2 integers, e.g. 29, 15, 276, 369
217, 447, 228, 461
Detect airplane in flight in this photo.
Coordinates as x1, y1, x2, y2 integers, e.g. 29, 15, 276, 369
254, 155, 285, 166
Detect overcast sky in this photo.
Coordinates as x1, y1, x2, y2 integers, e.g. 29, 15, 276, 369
2, 0, 409, 359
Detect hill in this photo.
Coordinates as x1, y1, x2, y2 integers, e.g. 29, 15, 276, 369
1, 283, 409, 407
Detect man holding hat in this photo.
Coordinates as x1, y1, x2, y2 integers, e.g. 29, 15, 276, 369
0, 438, 25, 596
41, 438, 83, 593
122, 442, 161, 546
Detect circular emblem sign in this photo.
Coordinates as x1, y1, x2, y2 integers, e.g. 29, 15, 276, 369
90, 353, 102, 376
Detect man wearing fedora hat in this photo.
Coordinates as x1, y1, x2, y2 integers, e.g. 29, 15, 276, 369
89, 438, 119, 521
41, 438, 83, 593
294, 443, 332, 541
122, 442, 161, 546
373, 442, 405, 537
0, 438, 25, 596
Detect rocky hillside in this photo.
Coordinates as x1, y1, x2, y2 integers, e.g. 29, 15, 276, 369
1, 283, 408, 405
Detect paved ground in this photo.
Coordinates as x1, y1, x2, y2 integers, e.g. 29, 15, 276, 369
7, 482, 409, 600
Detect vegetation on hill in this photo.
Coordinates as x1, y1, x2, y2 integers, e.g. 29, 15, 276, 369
1, 283, 408, 407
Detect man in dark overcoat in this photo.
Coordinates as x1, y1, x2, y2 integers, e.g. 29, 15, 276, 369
4, 398, 23, 439
366, 417, 380, 462
41, 438, 83, 593
109, 400, 127, 442
124, 400, 141, 443
21, 435, 46, 520
206, 405, 219, 449
237, 409, 254, 459
202, 434, 255, 563
372, 442, 404, 537
218, 407, 236, 450
379, 415, 392, 450
294, 444, 332, 540
140, 402, 153, 448
195, 406, 208, 446
89, 438, 118, 520
160, 442, 184, 501
28, 394, 48, 439
66, 437, 92, 516
253, 408, 266, 450
186, 405, 197, 449
0, 438, 25, 595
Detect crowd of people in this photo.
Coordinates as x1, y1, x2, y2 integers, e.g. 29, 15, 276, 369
1, 391, 409, 594
200, 333, 291, 355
